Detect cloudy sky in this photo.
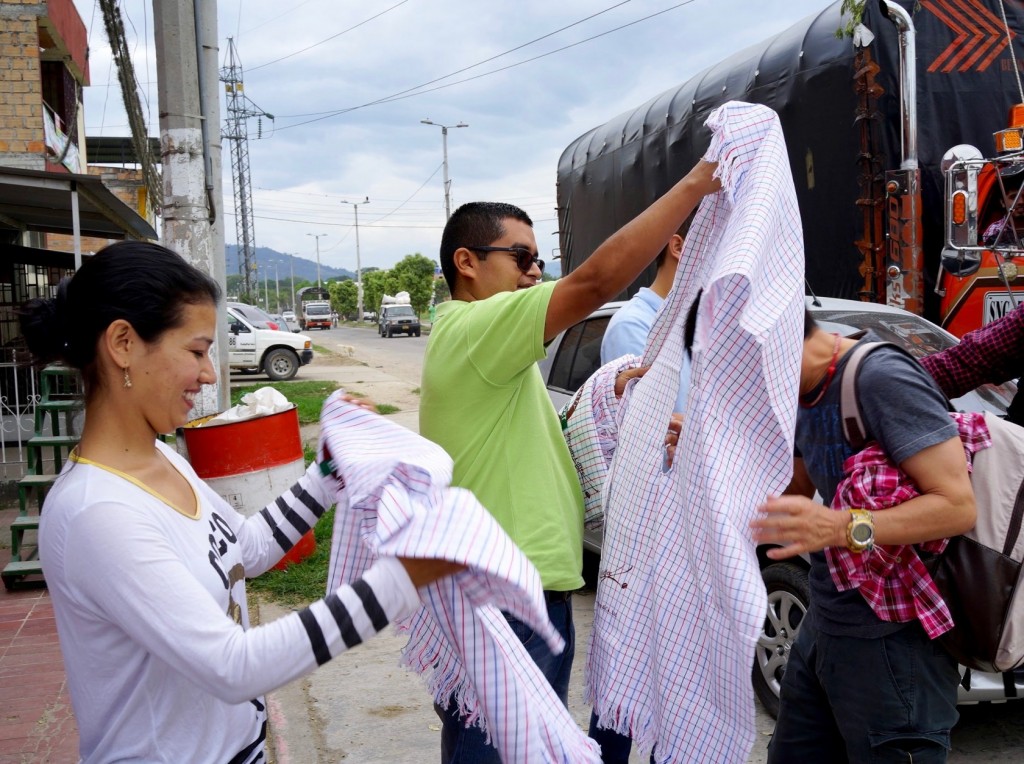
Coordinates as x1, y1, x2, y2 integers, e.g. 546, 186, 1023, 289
75, 0, 837, 272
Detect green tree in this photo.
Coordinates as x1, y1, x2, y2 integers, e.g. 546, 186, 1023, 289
329, 280, 358, 319
433, 277, 451, 305
391, 253, 437, 315
361, 269, 391, 318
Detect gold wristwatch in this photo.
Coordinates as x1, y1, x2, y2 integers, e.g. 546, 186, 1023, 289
846, 509, 875, 553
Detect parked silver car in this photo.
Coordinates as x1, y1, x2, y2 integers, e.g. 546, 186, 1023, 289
538, 295, 1022, 717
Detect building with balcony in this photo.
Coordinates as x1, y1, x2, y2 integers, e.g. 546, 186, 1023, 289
0, 0, 157, 475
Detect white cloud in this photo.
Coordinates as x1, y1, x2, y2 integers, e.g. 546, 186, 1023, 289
76, 0, 834, 270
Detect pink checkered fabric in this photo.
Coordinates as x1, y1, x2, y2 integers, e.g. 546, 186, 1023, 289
827, 411, 992, 638
585, 102, 805, 763
319, 393, 601, 763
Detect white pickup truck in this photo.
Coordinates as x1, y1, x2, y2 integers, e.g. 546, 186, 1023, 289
226, 304, 314, 381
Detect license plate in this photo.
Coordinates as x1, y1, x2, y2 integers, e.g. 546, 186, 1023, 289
983, 291, 1024, 324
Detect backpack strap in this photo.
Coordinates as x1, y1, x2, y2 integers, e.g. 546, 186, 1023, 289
839, 341, 894, 450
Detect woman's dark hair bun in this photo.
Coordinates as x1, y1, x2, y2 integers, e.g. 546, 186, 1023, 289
19, 279, 71, 366
17, 241, 220, 383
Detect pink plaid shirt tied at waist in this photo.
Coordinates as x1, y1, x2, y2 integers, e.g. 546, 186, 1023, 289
319, 392, 601, 763
827, 411, 992, 638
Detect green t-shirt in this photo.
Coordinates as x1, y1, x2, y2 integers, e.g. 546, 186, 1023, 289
419, 282, 584, 591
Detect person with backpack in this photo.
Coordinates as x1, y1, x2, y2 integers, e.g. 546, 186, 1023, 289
751, 310, 977, 763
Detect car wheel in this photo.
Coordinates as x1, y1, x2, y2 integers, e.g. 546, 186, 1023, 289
263, 348, 299, 381
386, 327, 392, 338
752, 560, 809, 719
415, 329, 421, 337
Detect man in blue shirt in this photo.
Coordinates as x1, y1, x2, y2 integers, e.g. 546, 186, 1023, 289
600, 216, 693, 415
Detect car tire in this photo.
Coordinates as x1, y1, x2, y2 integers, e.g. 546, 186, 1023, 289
414, 329, 421, 337
386, 327, 392, 338
263, 348, 300, 381
752, 560, 809, 719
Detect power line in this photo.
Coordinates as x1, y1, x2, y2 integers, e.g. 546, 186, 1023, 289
272, 1, 694, 132
273, 1, 631, 116
247, 0, 411, 73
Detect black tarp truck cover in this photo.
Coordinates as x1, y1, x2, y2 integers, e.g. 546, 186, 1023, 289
556, 0, 1024, 318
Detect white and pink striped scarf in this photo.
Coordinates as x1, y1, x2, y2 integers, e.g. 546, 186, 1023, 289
319, 393, 601, 763
586, 101, 805, 763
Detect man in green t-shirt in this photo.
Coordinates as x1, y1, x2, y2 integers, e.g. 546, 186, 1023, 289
420, 160, 718, 764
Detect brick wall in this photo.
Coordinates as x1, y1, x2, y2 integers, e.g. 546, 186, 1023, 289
0, 2, 47, 170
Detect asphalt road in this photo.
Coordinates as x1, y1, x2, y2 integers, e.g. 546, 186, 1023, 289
266, 323, 1024, 763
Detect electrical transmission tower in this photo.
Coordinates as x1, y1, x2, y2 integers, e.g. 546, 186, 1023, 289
220, 38, 272, 302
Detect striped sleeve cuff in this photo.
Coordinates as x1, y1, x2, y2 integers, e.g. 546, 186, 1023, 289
299, 558, 420, 666
258, 463, 332, 553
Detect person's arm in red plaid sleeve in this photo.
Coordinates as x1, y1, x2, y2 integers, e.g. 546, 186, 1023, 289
920, 303, 1024, 398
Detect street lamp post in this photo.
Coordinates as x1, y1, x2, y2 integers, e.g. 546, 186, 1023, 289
420, 119, 468, 220
274, 263, 280, 313
263, 267, 270, 310
289, 253, 296, 311
306, 233, 327, 288
341, 197, 370, 322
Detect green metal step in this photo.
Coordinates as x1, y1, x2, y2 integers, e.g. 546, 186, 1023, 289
2, 560, 44, 590
36, 400, 81, 412
18, 473, 60, 488
11, 516, 38, 531
26, 435, 80, 448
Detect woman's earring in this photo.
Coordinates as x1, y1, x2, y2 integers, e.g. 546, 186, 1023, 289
123, 366, 132, 389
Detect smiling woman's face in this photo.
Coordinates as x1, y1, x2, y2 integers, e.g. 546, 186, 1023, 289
130, 301, 218, 433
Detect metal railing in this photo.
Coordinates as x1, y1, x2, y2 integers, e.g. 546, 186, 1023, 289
0, 351, 73, 482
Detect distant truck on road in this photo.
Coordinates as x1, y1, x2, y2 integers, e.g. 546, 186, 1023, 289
297, 286, 332, 331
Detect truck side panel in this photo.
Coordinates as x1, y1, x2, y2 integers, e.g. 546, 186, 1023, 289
556, 0, 1024, 325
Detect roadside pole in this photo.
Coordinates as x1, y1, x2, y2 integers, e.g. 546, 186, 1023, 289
153, 0, 230, 415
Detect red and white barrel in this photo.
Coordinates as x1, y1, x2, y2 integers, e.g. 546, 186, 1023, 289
182, 406, 315, 569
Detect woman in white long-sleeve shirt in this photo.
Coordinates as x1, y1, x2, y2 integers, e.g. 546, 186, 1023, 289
21, 241, 460, 764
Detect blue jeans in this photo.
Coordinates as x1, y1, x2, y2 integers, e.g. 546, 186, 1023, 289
767, 611, 960, 763
435, 594, 575, 764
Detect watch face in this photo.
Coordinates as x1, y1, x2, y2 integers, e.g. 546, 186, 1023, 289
851, 523, 873, 544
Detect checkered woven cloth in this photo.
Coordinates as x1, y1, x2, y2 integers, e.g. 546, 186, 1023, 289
920, 303, 1024, 398
320, 393, 600, 763
560, 354, 642, 529
585, 101, 805, 763
826, 411, 991, 638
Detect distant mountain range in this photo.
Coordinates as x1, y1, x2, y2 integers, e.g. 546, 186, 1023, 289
225, 244, 355, 282
225, 244, 563, 280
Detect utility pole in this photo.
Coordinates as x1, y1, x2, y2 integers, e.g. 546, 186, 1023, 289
342, 198, 369, 321
307, 233, 327, 287
289, 253, 295, 311
420, 119, 468, 219
221, 38, 273, 304
274, 263, 280, 313
153, 0, 228, 415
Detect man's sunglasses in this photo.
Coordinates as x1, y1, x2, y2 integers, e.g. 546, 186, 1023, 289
465, 246, 545, 274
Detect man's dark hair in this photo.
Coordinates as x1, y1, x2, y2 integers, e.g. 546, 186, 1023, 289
684, 289, 703, 359
440, 202, 533, 292
804, 307, 818, 339
655, 210, 697, 270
